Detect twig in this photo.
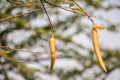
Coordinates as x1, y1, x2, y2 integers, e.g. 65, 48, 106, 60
7, 0, 39, 8
44, 0, 85, 16
0, 7, 51, 22
0, 46, 47, 54
72, 0, 95, 26
40, 0, 55, 33
1, 0, 94, 23
0, 46, 63, 58
7, 0, 31, 7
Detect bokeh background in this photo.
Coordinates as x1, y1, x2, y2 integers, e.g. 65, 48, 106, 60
0, 0, 120, 80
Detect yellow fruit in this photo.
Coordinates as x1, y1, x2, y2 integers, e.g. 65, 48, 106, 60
92, 25, 108, 72
49, 35, 56, 70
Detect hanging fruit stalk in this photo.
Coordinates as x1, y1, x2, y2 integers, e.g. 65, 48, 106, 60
40, 0, 56, 70
92, 25, 108, 72
49, 35, 56, 70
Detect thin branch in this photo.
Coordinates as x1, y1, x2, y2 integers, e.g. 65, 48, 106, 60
40, 0, 55, 33
44, 0, 85, 16
7, 0, 31, 7
0, 46, 63, 57
7, 0, 38, 8
1, 0, 93, 23
72, 0, 95, 26
0, 7, 51, 22
0, 46, 47, 54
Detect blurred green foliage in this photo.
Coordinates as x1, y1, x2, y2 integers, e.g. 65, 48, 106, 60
0, 0, 120, 80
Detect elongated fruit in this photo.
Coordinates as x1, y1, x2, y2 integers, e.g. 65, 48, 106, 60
92, 25, 108, 72
49, 35, 56, 70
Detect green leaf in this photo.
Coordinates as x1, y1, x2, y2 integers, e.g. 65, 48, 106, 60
69, 2, 75, 7
26, 0, 36, 7
0, 50, 10, 55
107, 24, 117, 32
49, 0, 61, 4
0, 50, 20, 64
17, 63, 36, 73
71, 8, 85, 15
